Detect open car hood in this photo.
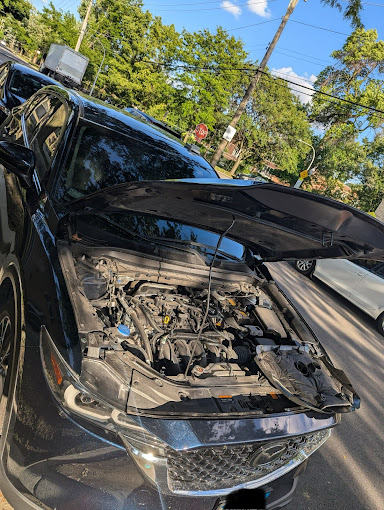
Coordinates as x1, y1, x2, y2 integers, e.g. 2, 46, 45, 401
68, 179, 384, 262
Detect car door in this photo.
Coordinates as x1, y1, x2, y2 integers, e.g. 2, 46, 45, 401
347, 262, 384, 318
314, 259, 367, 299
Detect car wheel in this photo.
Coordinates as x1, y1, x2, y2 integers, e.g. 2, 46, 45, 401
295, 259, 316, 277
0, 277, 18, 438
0, 307, 14, 403
376, 312, 384, 336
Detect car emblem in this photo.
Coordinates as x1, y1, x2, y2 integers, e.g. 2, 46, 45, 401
250, 442, 288, 467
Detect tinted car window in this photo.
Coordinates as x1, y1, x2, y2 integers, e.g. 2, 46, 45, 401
30, 97, 67, 178
372, 263, 384, 277
8, 69, 52, 99
58, 125, 217, 200
352, 259, 381, 271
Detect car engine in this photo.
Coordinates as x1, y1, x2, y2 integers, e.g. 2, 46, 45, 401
77, 256, 290, 379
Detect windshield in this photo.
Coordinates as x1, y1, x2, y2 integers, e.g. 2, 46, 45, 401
8, 69, 51, 99
77, 213, 246, 262
57, 124, 217, 200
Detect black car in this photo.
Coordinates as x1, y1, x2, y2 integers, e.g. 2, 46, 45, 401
0, 61, 59, 123
124, 107, 182, 138
1, 86, 384, 510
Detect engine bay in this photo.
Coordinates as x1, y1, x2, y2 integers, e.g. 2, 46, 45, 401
57, 246, 356, 415
77, 256, 294, 379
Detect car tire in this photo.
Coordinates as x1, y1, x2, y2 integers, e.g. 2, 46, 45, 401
294, 259, 316, 277
376, 312, 384, 336
0, 306, 15, 402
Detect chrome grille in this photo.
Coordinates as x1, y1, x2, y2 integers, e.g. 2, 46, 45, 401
166, 432, 324, 492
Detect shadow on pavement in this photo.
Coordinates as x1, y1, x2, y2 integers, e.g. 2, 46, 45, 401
267, 262, 384, 510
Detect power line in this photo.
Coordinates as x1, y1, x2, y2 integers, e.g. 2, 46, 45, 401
340, 0, 384, 6
260, 70, 384, 117
271, 68, 317, 84
274, 49, 330, 67
289, 19, 349, 36
139, 59, 384, 118
147, 0, 278, 12
275, 46, 334, 64
247, 45, 334, 66
145, 0, 384, 5
144, 0, 270, 5
226, 18, 282, 31
58, 0, 80, 10
224, 18, 349, 35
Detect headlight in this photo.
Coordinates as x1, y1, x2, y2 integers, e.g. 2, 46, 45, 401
40, 325, 167, 485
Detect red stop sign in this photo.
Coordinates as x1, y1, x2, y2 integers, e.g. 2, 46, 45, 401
195, 123, 208, 142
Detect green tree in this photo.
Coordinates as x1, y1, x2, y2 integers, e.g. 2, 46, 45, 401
308, 28, 384, 200
0, 0, 32, 21
350, 136, 384, 212
225, 71, 312, 178
78, 0, 179, 107
168, 27, 248, 131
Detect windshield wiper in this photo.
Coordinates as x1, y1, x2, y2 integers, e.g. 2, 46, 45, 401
85, 214, 206, 260
149, 237, 243, 262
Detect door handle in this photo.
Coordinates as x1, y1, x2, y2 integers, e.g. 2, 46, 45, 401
356, 272, 363, 277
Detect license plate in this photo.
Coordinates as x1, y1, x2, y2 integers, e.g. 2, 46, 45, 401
216, 487, 272, 510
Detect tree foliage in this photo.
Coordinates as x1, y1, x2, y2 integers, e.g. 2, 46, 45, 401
168, 27, 248, 131
320, 0, 363, 28
0, 0, 32, 22
308, 28, 384, 206
227, 72, 312, 177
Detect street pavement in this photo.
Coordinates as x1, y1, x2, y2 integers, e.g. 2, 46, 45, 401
0, 45, 28, 66
267, 262, 384, 510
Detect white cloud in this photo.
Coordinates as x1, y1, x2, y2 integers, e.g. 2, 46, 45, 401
41, 0, 48, 3
247, 0, 270, 18
221, 1, 242, 18
272, 67, 317, 104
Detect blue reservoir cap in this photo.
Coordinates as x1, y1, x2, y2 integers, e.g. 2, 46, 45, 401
117, 324, 131, 337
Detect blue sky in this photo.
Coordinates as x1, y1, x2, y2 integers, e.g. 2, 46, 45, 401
31, 0, 384, 103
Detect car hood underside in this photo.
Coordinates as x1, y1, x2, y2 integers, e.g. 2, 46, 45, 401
67, 180, 384, 262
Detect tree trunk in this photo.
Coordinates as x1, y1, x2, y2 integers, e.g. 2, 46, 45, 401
230, 156, 243, 176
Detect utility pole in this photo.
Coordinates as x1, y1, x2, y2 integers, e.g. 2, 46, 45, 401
210, 0, 300, 168
75, 0, 93, 52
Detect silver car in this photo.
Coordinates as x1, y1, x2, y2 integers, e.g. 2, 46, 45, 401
295, 258, 384, 334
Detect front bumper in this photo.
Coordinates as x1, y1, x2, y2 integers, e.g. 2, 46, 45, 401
1, 449, 306, 510
0, 327, 337, 510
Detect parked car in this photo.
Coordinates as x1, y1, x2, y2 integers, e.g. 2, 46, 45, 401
1, 85, 384, 510
235, 172, 268, 182
294, 258, 384, 334
124, 106, 182, 138
0, 61, 60, 123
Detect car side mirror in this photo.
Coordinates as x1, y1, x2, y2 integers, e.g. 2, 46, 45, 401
0, 141, 35, 188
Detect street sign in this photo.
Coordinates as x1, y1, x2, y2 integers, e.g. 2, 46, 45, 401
223, 125, 236, 142
300, 169, 309, 179
195, 123, 208, 142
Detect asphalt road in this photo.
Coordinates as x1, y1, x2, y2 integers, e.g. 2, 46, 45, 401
267, 262, 384, 510
0, 45, 28, 66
